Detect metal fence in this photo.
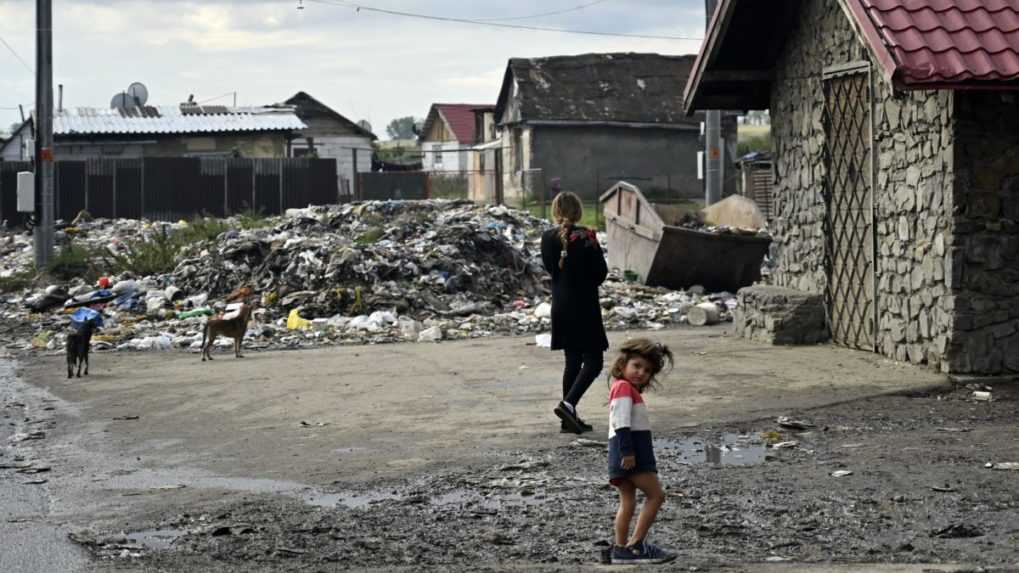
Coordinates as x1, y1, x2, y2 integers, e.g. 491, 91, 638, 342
0, 157, 338, 226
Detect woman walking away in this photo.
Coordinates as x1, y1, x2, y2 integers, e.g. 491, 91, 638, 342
607, 338, 677, 564
540, 191, 609, 434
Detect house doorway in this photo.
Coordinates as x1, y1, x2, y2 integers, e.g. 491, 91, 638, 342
822, 63, 877, 351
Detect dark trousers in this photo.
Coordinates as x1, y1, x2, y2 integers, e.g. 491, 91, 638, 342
562, 350, 604, 410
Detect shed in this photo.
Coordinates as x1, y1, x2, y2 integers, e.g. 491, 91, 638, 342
684, 0, 1019, 374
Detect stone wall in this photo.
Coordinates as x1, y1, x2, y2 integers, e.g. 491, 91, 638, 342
768, 0, 956, 371
948, 92, 1019, 374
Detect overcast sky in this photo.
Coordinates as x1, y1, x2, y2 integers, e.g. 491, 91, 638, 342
1, 0, 708, 138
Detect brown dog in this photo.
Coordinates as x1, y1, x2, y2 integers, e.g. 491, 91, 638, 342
201, 303, 253, 361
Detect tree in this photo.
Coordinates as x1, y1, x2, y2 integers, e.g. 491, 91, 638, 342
386, 116, 423, 140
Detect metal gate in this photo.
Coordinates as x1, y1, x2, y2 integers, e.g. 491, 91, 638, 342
822, 63, 877, 350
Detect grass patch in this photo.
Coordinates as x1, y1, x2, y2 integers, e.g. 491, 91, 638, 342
354, 227, 385, 245
101, 227, 183, 276
46, 244, 101, 282
235, 208, 274, 230
526, 201, 605, 231
179, 216, 230, 244
0, 270, 36, 293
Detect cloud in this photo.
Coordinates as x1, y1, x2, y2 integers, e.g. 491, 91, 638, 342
1, 0, 708, 134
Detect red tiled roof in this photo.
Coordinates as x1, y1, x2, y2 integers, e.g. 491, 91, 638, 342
432, 104, 490, 143
849, 0, 1019, 86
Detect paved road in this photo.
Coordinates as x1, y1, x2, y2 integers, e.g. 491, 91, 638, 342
0, 358, 89, 573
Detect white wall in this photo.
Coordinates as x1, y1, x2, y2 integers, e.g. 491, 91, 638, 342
1, 129, 31, 161
421, 140, 466, 173
292, 134, 373, 196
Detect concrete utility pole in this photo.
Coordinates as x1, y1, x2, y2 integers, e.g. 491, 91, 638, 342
34, 0, 55, 268
704, 0, 723, 206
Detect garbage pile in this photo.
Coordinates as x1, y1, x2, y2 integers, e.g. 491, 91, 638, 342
0, 200, 738, 353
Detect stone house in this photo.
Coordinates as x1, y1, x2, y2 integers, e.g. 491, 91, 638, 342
684, 0, 1019, 374
494, 52, 737, 207
284, 91, 376, 197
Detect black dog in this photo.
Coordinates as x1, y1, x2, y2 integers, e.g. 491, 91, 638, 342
66, 319, 98, 379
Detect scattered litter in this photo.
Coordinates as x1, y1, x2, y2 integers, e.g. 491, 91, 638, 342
931, 485, 955, 492
534, 333, 551, 348
830, 470, 853, 478
987, 462, 1019, 471
777, 416, 815, 430
299, 421, 329, 428
23, 479, 48, 485
936, 427, 971, 433
151, 484, 187, 491
971, 391, 993, 402
771, 441, 799, 449
0, 201, 741, 355
113, 415, 140, 421
571, 438, 607, 449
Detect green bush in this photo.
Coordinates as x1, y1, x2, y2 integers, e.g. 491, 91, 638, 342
102, 227, 183, 276
0, 270, 36, 293
180, 216, 230, 244
236, 208, 273, 230
46, 244, 101, 282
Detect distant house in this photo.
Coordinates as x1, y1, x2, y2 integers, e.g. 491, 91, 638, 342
468, 106, 500, 203
419, 103, 491, 174
284, 91, 376, 196
493, 52, 738, 205
0, 120, 34, 162
0, 103, 305, 161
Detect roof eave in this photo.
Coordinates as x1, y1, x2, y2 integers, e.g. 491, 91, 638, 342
683, 0, 739, 115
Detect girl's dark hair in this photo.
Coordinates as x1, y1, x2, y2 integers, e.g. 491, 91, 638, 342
609, 338, 675, 392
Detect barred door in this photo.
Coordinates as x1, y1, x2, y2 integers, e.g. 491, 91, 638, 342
822, 64, 876, 350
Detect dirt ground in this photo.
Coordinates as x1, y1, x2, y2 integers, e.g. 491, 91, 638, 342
6, 325, 1019, 571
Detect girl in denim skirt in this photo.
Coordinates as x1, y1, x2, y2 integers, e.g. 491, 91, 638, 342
606, 338, 677, 564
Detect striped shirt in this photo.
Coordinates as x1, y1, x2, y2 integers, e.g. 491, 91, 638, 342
608, 378, 651, 438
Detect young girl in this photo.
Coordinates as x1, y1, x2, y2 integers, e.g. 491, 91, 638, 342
540, 191, 609, 434
607, 338, 676, 564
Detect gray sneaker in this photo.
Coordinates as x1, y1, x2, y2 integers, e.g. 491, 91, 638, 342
613, 539, 676, 564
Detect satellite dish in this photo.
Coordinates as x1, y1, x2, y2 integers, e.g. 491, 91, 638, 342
127, 82, 149, 106
110, 92, 131, 109
357, 120, 372, 134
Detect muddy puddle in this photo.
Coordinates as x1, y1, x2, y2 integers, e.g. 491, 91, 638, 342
656, 433, 769, 466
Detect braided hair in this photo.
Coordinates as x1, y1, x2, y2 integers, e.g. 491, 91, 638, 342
550, 191, 583, 270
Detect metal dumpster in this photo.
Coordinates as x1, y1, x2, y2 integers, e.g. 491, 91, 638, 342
600, 182, 771, 292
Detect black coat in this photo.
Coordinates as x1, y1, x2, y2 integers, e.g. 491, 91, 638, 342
541, 226, 609, 352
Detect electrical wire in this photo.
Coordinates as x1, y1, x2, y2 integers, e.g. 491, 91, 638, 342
198, 91, 237, 105
479, 0, 613, 22
0, 35, 33, 74
305, 0, 703, 41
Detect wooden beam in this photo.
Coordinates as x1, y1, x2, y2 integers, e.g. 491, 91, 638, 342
703, 69, 772, 83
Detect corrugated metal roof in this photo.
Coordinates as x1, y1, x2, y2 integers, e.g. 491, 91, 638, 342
51, 105, 306, 136
848, 0, 1019, 86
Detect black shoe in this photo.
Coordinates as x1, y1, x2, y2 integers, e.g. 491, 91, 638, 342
559, 421, 575, 434
554, 402, 583, 434
576, 417, 593, 433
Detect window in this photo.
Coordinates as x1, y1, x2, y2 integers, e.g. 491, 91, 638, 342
433, 144, 443, 168
513, 128, 523, 172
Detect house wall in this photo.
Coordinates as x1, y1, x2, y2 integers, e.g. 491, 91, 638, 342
421, 140, 467, 173
768, 0, 957, 371
507, 125, 703, 206
949, 92, 1019, 373
53, 133, 288, 160
1, 126, 31, 161
291, 117, 373, 195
